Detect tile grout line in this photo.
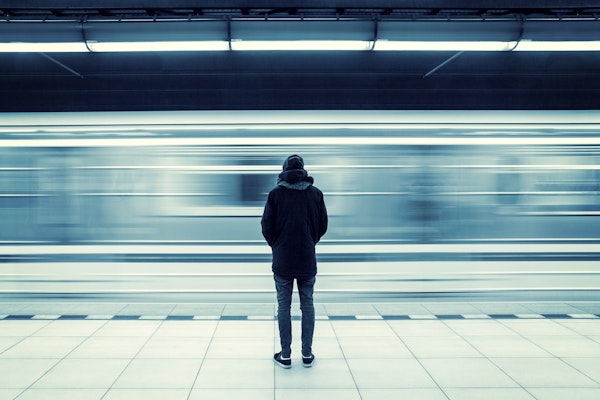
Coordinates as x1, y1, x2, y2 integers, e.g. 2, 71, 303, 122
14, 317, 112, 400
539, 318, 600, 386
438, 316, 528, 396
98, 317, 168, 400
2, 318, 57, 400
383, 318, 452, 400
492, 316, 575, 399
186, 314, 222, 400
329, 319, 364, 400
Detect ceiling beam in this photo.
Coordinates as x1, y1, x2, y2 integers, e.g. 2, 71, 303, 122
0, 1, 597, 10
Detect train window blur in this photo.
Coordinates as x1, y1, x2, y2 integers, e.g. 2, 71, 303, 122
0, 117, 599, 244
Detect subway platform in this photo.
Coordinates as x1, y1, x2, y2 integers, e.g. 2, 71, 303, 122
0, 301, 599, 400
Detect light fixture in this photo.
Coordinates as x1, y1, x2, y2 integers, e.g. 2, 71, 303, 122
513, 20, 600, 51
514, 40, 600, 51
0, 42, 88, 52
0, 19, 599, 52
229, 20, 374, 51
230, 40, 372, 51
85, 41, 230, 52
83, 20, 229, 52
374, 40, 518, 51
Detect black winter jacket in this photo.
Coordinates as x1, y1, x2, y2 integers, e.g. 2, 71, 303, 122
261, 169, 328, 279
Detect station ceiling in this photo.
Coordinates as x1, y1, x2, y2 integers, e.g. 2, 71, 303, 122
1, 0, 600, 111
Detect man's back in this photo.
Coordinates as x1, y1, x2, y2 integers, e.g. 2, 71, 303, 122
261, 155, 328, 279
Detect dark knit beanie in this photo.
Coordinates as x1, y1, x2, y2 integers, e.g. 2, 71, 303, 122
282, 155, 304, 171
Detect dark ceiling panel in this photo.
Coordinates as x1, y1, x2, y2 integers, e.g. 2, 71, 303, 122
1, 1, 599, 111
1, 51, 599, 111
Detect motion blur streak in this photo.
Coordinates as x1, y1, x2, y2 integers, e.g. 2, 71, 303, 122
0, 111, 598, 302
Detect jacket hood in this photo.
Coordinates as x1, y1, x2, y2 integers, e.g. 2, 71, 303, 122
277, 168, 314, 190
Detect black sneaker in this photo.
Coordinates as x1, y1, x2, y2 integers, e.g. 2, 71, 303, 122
302, 353, 315, 368
274, 352, 291, 369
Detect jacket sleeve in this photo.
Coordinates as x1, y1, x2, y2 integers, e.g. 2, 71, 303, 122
318, 192, 328, 241
261, 192, 276, 246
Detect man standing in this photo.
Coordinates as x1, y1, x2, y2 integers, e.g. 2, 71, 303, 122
261, 155, 328, 369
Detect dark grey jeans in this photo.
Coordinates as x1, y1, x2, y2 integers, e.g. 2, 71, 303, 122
274, 274, 316, 358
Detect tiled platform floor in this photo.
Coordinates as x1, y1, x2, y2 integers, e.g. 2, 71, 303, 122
0, 303, 599, 400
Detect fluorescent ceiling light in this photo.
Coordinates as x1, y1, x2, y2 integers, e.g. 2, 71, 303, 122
513, 40, 600, 51
374, 40, 518, 52
230, 40, 373, 51
86, 40, 230, 52
0, 42, 88, 52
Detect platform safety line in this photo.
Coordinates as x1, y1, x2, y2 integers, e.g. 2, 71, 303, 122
1, 313, 599, 321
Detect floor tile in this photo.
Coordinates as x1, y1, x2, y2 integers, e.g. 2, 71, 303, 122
222, 303, 275, 316
474, 303, 532, 315
492, 357, 599, 388
331, 321, 396, 337
169, 304, 224, 317
563, 358, 600, 382
444, 320, 517, 336
70, 304, 127, 315
275, 358, 356, 389
0, 337, 24, 353
117, 304, 175, 316
522, 303, 582, 315
528, 388, 600, 400
387, 320, 458, 337
402, 336, 482, 358
338, 336, 412, 359
0, 321, 50, 336
67, 336, 148, 359
103, 388, 189, 400
571, 303, 600, 315
444, 388, 536, 400
137, 336, 210, 359
93, 321, 160, 337
324, 303, 378, 316
20, 304, 78, 315
112, 359, 201, 389
305, 337, 344, 359
499, 320, 574, 336
189, 388, 274, 400
420, 358, 518, 388
14, 388, 106, 400
33, 321, 105, 337
213, 321, 275, 338
32, 359, 130, 389
0, 304, 27, 314
424, 303, 482, 315
464, 335, 552, 358
0, 389, 22, 400
1, 336, 85, 358
360, 388, 448, 400
205, 337, 274, 359
195, 359, 273, 389
556, 320, 600, 336
347, 358, 437, 388
529, 335, 600, 357
153, 321, 217, 337
276, 388, 361, 400
0, 359, 59, 388
374, 303, 432, 316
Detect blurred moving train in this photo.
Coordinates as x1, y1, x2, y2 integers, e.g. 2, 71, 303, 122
0, 111, 599, 301
1, 110, 598, 245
